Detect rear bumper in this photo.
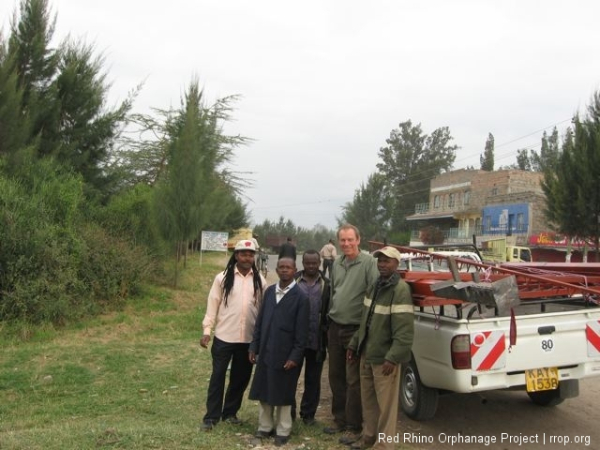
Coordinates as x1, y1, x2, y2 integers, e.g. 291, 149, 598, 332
423, 361, 600, 393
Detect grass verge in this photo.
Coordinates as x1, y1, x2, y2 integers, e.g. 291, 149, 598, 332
0, 252, 371, 450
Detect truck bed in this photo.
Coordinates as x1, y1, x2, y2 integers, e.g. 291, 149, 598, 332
412, 300, 600, 393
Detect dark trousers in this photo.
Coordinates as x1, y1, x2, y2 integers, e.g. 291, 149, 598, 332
327, 321, 362, 431
203, 336, 253, 423
322, 259, 334, 278
293, 348, 324, 420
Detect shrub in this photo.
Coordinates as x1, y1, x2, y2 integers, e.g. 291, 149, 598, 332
77, 223, 157, 308
387, 230, 411, 246
0, 174, 87, 323
0, 157, 158, 325
420, 226, 445, 245
100, 184, 168, 256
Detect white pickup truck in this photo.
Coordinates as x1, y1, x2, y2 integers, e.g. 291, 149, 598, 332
400, 293, 600, 420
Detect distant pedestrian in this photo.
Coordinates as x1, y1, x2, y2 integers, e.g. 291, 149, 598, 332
249, 257, 309, 447
251, 234, 260, 252
278, 237, 297, 261
347, 246, 414, 450
320, 239, 337, 277
200, 240, 266, 431
251, 234, 262, 266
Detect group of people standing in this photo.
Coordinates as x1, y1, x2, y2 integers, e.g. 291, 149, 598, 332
200, 225, 414, 449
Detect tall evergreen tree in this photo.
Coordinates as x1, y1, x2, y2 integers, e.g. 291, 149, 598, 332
153, 81, 206, 273
4, 0, 133, 197
152, 80, 250, 281
340, 172, 392, 242
587, 90, 600, 126
376, 120, 457, 232
116, 93, 247, 197
542, 101, 600, 261
480, 133, 494, 171
531, 128, 560, 172
0, 38, 31, 159
112, 111, 171, 188
542, 129, 579, 241
53, 40, 132, 195
516, 148, 531, 171
7, 0, 59, 157
575, 115, 600, 257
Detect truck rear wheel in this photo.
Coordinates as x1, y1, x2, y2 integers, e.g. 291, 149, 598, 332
400, 359, 439, 420
527, 389, 564, 406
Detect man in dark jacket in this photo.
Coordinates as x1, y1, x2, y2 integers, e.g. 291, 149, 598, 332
347, 246, 414, 450
278, 237, 297, 260
249, 257, 309, 447
293, 249, 331, 425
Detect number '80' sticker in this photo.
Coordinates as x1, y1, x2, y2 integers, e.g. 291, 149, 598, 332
540, 338, 554, 352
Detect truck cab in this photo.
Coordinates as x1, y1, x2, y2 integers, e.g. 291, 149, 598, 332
508, 245, 532, 262
481, 238, 533, 263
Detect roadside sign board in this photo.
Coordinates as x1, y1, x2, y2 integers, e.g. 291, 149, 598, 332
201, 231, 228, 252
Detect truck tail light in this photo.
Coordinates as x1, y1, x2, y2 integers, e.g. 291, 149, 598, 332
451, 334, 471, 369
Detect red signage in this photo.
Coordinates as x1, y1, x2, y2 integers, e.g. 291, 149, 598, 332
528, 232, 587, 248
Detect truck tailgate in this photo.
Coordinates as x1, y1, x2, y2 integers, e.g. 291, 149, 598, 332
466, 308, 600, 390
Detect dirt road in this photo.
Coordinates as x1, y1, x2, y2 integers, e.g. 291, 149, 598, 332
263, 253, 303, 283
305, 364, 597, 449
399, 379, 598, 449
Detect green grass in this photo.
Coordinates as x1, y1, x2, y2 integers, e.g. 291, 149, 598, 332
0, 253, 384, 450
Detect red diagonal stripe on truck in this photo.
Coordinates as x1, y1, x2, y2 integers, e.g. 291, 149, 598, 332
477, 335, 505, 371
470, 331, 491, 356
586, 324, 600, 352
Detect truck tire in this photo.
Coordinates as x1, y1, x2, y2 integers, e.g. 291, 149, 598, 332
400, 359, 439, 420
527, 389, 564, 407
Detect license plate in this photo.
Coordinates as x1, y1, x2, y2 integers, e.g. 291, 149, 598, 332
525, 367, 559, 392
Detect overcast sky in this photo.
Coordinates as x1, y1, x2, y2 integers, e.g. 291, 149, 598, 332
2, 1, 600, 230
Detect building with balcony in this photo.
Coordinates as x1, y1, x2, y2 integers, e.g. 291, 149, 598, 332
406, 168, 546, 247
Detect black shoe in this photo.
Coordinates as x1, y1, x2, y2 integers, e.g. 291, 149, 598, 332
323, 425, 344, 434
339, 430, 361, 445
223, 416, 242, 425
255, 429, 274, 438
302, 417, 316, 426
350, 439, 375, 450
201, 420, 215, 431
274, 435, 290, 446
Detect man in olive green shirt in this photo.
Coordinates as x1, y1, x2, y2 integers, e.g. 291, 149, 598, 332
324, 224, 379, 445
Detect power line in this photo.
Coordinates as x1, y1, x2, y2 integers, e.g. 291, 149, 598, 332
494, 118, 573, 149
251, 197, 346, 211
376, 117, 572, 199
451, 117, 572, 166
250, 118, 572, 216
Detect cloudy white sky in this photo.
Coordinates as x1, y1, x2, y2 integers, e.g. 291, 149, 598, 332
2, 0, 600, 230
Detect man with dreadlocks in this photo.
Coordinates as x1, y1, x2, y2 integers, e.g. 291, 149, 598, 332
200, 239, 267, 431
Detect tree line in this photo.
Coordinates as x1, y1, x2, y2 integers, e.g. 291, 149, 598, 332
0, 0, 251, 325
2, 0, 599, 326
252, 217, 335, 254
541, 94, 600, 259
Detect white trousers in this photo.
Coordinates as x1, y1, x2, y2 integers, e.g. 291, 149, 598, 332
257, 402, 293, 437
